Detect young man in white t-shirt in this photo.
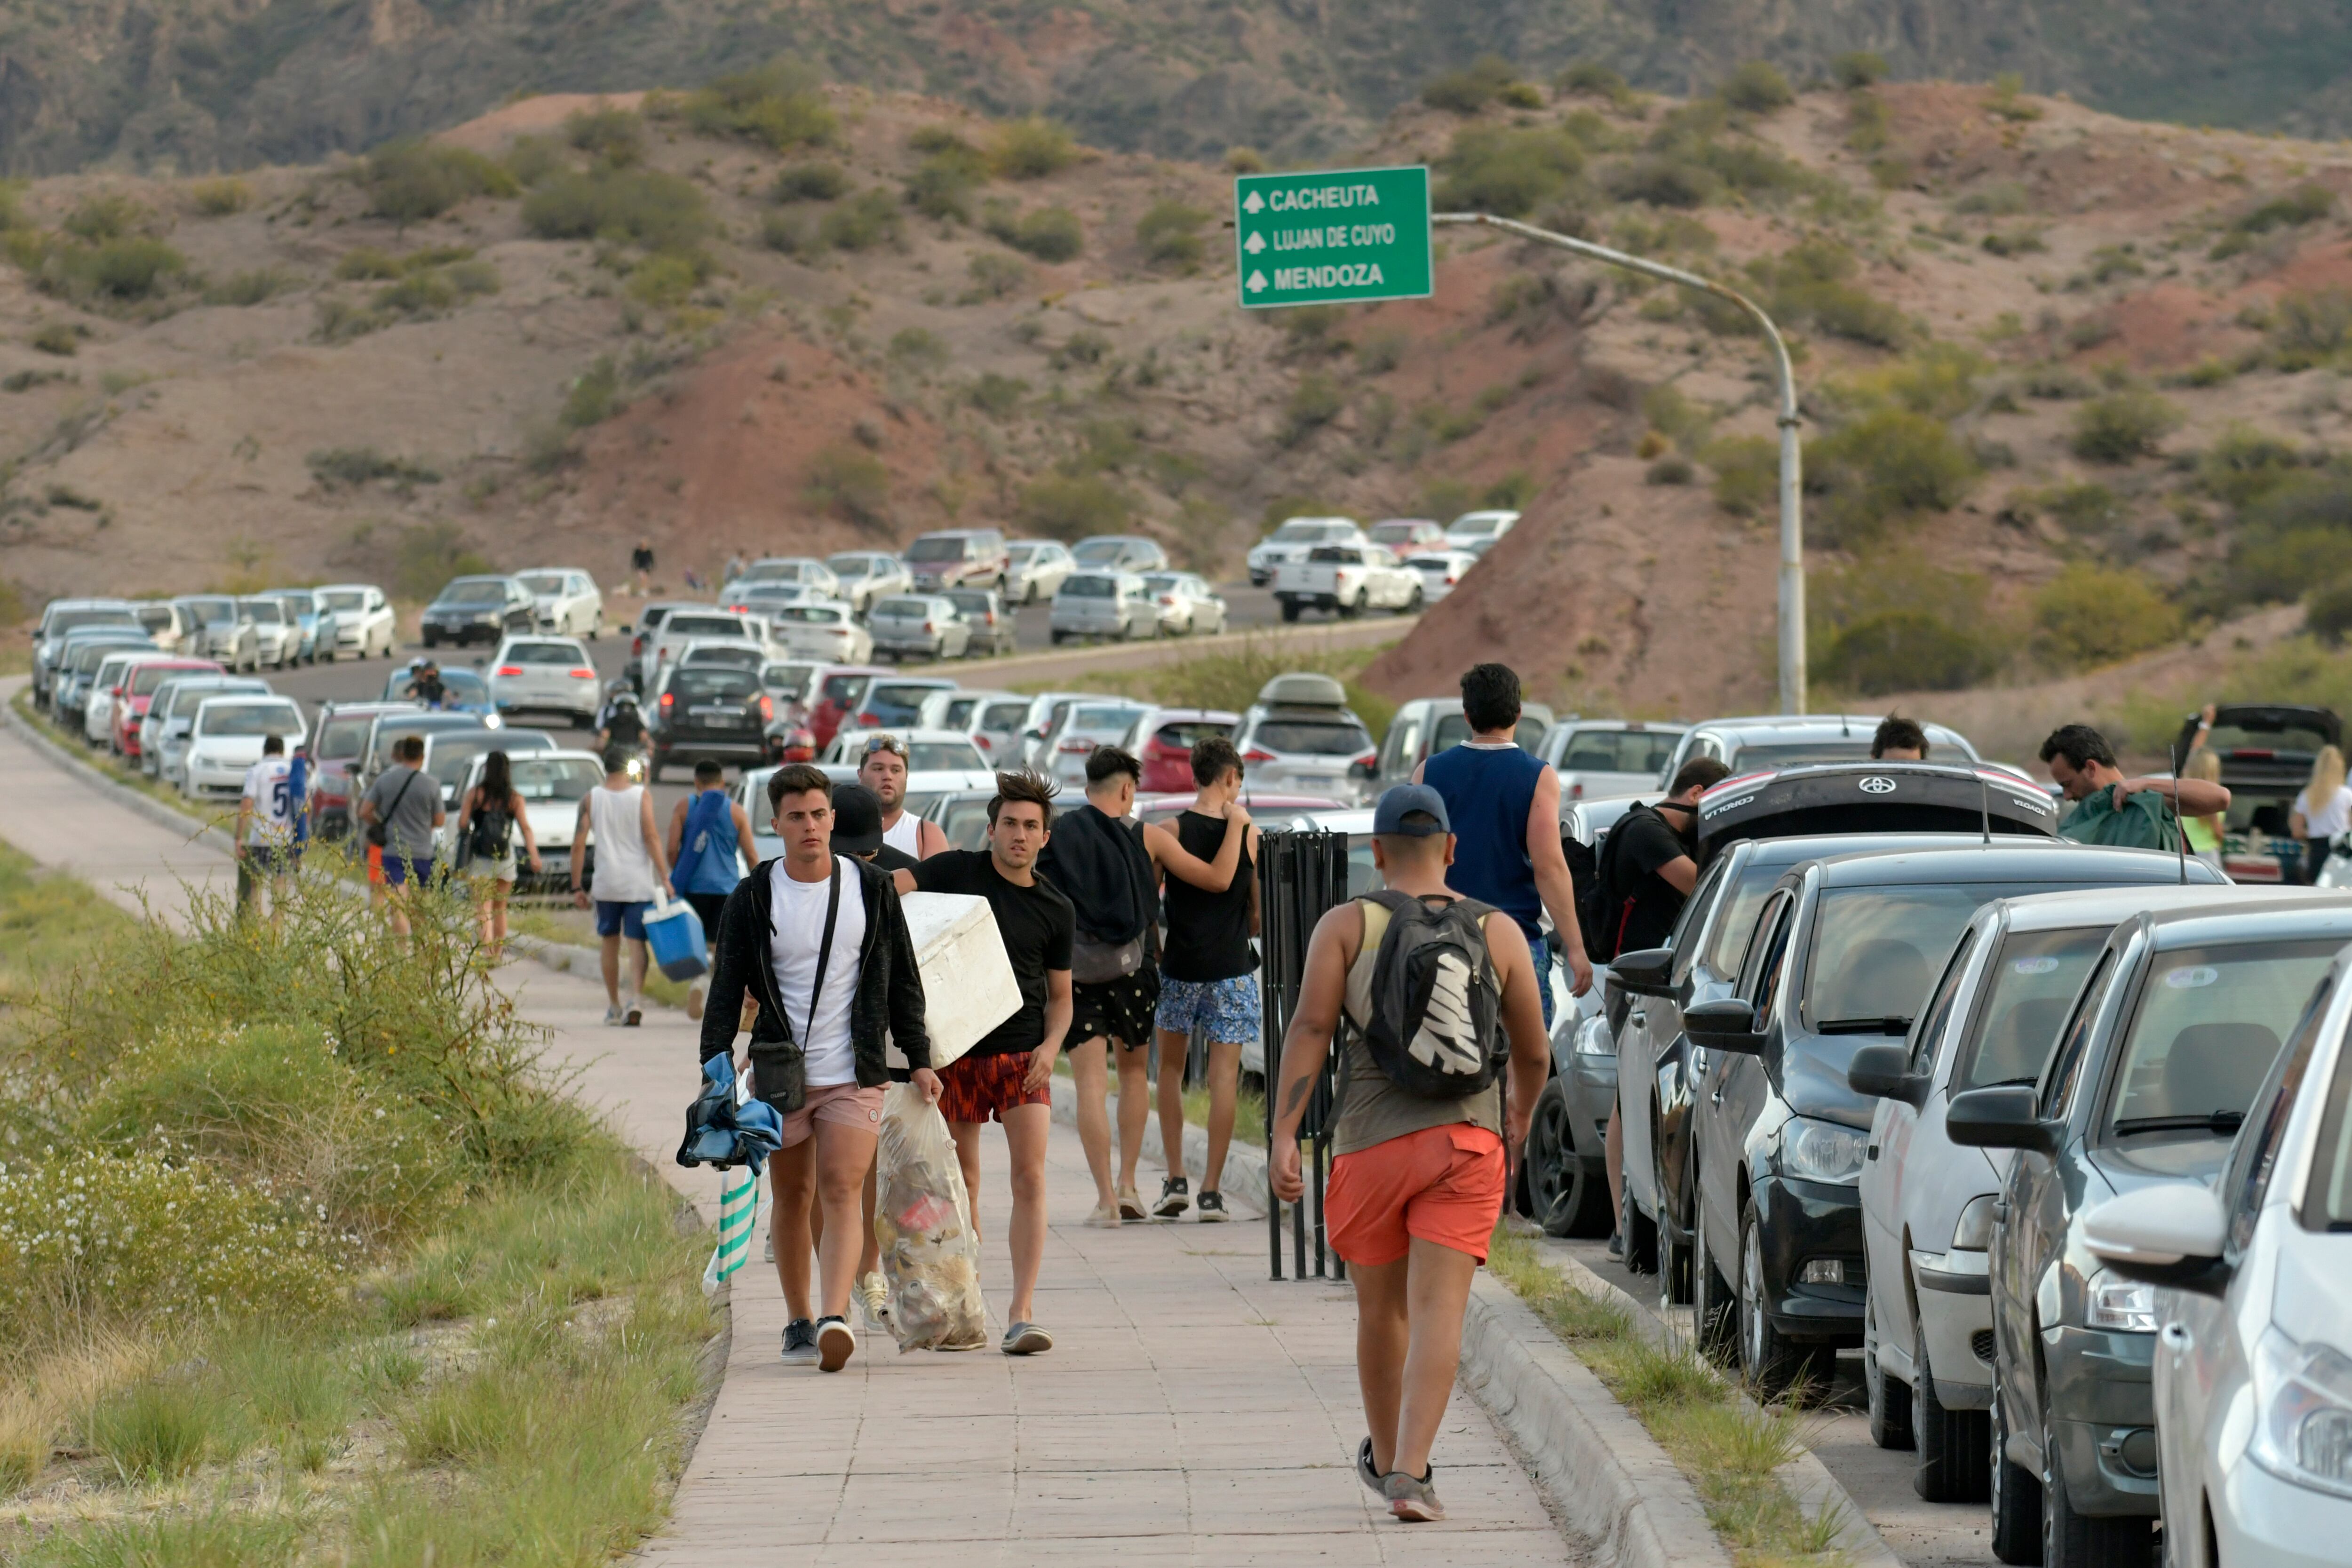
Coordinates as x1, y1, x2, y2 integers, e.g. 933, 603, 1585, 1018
857, 733, 949, 860
236, 733, 307, 924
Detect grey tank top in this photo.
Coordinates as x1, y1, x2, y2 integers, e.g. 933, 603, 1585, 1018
1330, 898, 1503, 1157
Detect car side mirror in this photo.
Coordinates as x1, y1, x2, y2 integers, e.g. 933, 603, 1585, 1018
1944, 1086, 2061, 1154
1685, 998, 1765, 1055
1610, 946, 1675, 996
2083, 1186, 2232, 1294
1847, 1043, 1931, 1109
1347, 758, 1376, 781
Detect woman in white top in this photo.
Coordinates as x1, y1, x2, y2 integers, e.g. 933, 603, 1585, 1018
2291, 744, 2352, 885
570, 746, 670, 1025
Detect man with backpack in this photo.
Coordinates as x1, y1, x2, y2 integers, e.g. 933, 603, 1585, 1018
667, 758, 760, 1020
1267, 784, 1551, 1525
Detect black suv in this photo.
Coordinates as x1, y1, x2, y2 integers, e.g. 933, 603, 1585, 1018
1683, 844, 2230, 1393
1948, 897, 2352, 1568
650, 667, 771, 780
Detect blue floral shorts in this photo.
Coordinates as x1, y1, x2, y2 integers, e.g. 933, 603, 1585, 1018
1153, 973, 1262, 1044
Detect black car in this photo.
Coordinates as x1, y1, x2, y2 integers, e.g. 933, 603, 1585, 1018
1947, 897, 2352, 1568
650, 666, 771, 780
1682, 844, 2230, 1393
944, 589, 1018, 658
1695, 760, 2061, 865
421, 576, 536, 649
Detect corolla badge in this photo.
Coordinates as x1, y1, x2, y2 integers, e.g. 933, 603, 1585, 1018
1858, 775, 1898, 794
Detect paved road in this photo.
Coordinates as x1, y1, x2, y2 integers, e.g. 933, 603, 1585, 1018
0, 698, 1582, 1567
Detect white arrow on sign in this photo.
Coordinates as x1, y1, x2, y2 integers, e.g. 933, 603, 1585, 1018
1241, 191, 1265, 214
1246, 270, 1268, 293
1243, 231, 1266, 254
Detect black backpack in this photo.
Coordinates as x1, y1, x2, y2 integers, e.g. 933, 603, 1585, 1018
468, 797, 515, 860
1565, 830, 1606, 961
1583, 802, 1664, 965
1357, 890, 1505, 1099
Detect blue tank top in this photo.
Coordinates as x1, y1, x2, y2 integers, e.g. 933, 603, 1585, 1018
679, 789, 741, 895
1421, 742, 1546, 945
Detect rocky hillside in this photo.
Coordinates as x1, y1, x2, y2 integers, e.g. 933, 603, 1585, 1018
7, 0, 2352, 177
5, 67, 2352, 730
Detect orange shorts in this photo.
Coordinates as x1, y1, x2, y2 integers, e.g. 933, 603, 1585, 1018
366, 842, 384, 885
1326, 1123, 1506, 1266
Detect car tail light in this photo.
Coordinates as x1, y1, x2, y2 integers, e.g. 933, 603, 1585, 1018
759, 695, 774, 722
2233, 747, 2276, 760
1059, 739, 1094, 754
495, 665, 522, 677
1353, 750, 1377, 769
974, 734, 993, 750
569, 667, 596, 679
1242, 748, 1276, 764
923, 621, 936, 634
1160, 595, 1176, 606
660, 692, 674, 708
858, 711, 880, 726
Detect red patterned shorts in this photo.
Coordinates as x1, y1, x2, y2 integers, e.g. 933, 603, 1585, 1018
937, 1050, 1052, 1125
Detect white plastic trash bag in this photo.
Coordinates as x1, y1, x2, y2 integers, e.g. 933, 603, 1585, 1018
873, 1083, 988, 1351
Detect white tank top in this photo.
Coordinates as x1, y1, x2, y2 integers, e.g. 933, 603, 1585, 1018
882, 810, 923, 858
588, 784, 658, 901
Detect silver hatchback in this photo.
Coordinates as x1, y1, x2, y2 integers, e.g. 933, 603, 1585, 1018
868, 595, 971, 661
1049, 573, 1157, 643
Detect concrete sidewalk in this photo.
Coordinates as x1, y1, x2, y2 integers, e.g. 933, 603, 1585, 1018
0, 712, 1581, 1567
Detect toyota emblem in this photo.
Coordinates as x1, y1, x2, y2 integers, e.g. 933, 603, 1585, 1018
1858, 776, 1898, 794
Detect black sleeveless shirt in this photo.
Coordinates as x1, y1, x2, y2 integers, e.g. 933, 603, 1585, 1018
1160, 811, 1254, 981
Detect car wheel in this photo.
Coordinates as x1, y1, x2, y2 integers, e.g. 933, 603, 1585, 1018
1336, 592, 1362, 620
1738, 1195, 1832, 1396
2042, 1402, 2151, 1568
1050, 631, 1067, 645
1401, 583, 1423, 615
1526, 1079, 1612, 1237
1655, 1129, 1692, 1306
1990, 1388, 2044, 1565
1279, 598, 1302, 624
1914, 1335, 1991, 1501
1691, 1196, 1738, 1361
1865, 1297, 1915, 1449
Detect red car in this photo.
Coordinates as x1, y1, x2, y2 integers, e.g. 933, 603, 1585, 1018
111, 659, 222, 758
807, 664, 890, 749
1128, 707, 1241, 793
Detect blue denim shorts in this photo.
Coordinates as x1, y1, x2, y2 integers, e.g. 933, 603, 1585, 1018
1154, 973, 1261, 1044
596, 899, 650, 940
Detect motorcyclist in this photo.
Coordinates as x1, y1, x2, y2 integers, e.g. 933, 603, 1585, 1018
404, 659, 447, 709
596, 683, 649, 756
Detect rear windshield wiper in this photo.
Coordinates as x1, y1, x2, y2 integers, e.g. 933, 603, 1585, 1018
2113, 1111, 2245, 1136
1816, 1017, 1914, 1035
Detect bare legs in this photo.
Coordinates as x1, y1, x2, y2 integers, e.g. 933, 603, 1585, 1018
950, 1102, 1051, 1323
770, 1120, 877, 1321
1154, 1031, 1244, 1194
1069, 1037, 1117, 1209
1347, 1238, 1480, 1480
599, 933, 647, 1008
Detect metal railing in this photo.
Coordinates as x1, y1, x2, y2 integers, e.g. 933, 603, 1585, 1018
1257, 828, 1352, 1280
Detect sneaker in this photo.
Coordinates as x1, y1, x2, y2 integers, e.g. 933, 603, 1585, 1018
1356, 1437, 1384, 1496
1154, 1176, 1190, 1219
1383, 1466, 1445, 1523
1606, 1231, 1624, 1261
686, 982, 706, 1022
1116, 1185, 1147, 1222
763, 1232, 774, 1264
602, 1003, 625, 1027
625, 998, 644, 1027
1196, 1190, 1228, 1222
816, 1315, 855, 1373
1084, 1202, 1123, 1228
855, 1272, 892, 1332
780, 1318, 818, 1367
1001, 1321, 1054, 1356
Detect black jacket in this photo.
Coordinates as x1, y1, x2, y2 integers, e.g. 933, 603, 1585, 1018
697, 855, 932, 1111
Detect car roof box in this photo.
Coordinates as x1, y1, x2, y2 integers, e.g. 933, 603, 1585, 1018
1695, 762, 2060, 866
1258, 672, 1347, 709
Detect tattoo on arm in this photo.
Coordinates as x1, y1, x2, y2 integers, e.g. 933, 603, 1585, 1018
1280, 1074, 1313, 1119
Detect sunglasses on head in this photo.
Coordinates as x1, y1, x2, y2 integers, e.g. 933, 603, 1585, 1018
863, 735, 907, 758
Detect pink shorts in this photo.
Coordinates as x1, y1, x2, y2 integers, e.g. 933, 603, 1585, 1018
1326, 1124, 1506, 1266
778, 1081, 885, 1147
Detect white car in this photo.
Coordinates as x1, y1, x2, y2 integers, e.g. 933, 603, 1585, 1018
32, 598, 140, 702
726, 557, 840, 599
1004, 540, 1076, 605
641, 608, 760, 689
1444, 508, 1520, 550
765, 602, 873, 664
1137, 572, 1229, 636
1537, 720, 1691, 804
82, 651, 169, 747
178, 594, 256, 671
1010, 691, 1124, 769
317, 584, 398, 659
725, 581, 833, 617
920, 688, 1034, 767
1033, 700, 1152, 788
238, 596, 301, 669
825, 551, 914, 615
1246, 515, 1364, 587
180, 695, 307, 800
1400, 549, 1480, 604
1271, 542, 1421, 621
1855, 884, 2271, 1504
1049, 573, 1159, 643
146, 676, 270, 782
419, 726, 559, 811
1230, 673, 1376, 802
131, 599, 200, 655
487, 637, 600, 726
439, 749, 609, 889
514, 568, 603, 638
2085, 939, 2352, 1568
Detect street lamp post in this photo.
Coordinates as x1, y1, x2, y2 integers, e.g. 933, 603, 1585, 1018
1431, 212, 1807, 715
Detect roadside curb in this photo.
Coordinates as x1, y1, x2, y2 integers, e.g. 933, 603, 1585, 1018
1458, 1270, 1732, 1568
1046, 1076, 1271, 1217
1533, 1236, 1907, 1568
3, 697, 238, 857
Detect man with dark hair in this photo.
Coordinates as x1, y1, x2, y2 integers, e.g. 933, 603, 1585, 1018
572, 743, 669, 1026
2039, 723, 2230, 850
359, 732, 445, 939
703, 763, 938, 1372
1268, 785, 1550, 1524
237, 732, 307, 923
857, 733, 948, 859
894, 771, 1073, 1355
1871, 715, 1928, 761
1039, 744, 1251, 1225
667, 757, 760, 1021
1416, 662, 1592, 1026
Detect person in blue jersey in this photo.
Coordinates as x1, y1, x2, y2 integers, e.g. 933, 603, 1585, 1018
667, 757, 761, 1021
1414, 663, 1592, 1028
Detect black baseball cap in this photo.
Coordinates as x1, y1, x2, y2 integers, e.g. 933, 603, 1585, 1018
829, 781, 887, 856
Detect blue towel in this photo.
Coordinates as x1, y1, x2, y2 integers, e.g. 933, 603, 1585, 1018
677, 1056, 784, 1175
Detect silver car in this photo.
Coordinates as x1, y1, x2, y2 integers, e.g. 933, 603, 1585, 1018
261, 588, 337, 664
145, 676, 269, 780
921, 688, 1032, 768
238, 596, 300, 669
867, 595, 971, 662
1070, 535, 1169, 574
1004, 540, 1076, 605
1231, 676, 1377, 803
179, 594, 256, 671
1036, 700, 1152, 788
825, 551, 913, 615
32, 598, 140, 702
418, 726, 559, 810
726, 557, 840, 599
1136, 572, 1228, 636
488, 636, 600, 726
1049, 572, 1158, 643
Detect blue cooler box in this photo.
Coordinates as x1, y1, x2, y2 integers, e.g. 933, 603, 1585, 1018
644, 897, 709, 981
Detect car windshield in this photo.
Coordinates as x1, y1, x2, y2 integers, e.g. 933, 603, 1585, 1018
1061, 576, 1116, 598
72, 641, 144, 671
2210, 721, 2334, 756
821, 675, 869, 707
371, 718, 472, 767
439, 581, 507, 605
946, 591, 992, 614
982, 701, 1030, 730
1254, 719, 1371, 756
826, 555, 874, 577
1069, 704, 1146, 738
1369, 522, 1428, 544
667, 616, 744, 639
868, 684, 949, 724
1155, 718, 1233, 748
1954, 926, 2114, 1090
1452, 514, 1508, 537
936, 797, 994, 851
197, 702, 303, 739
683, 646, 762, 669
1307, 546, 1364, 564
1271, 520, 1342, 543
505, 643, 583, 665
47, 607, 139, 636
1805, 885, 2050, 1029
241, 601, 285, 624
1729, 740, 1882, 769
2100, 939, 2342, 1153
779, 606, 846, 625
185, 597, 237, 621
316, 716, 375, 760
1429, 711, 1543, 754
906, 537, 968, 563
875, 598, 931, 617
1702, 862, 1790, 976
128, 663, 196, 697
1072, 540, 1130, 565
1562, 729, 1682, 774
670, 670, 758, 703
1139, 575, 1182, 595
1008, 544, 1047, 562
516, 573, 565, 594
321, 590, 369, 612
907, 741, 985, 772
511, 757, 605, 802
134, 605, 177, 634
762, 663, 814, 692
425, 734, 503, 788
273, 594, 314, 617
737, 562, 798, 582
164, 683, 260, 721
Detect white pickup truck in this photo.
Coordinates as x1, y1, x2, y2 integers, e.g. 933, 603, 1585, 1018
1273, 543, 1422, 621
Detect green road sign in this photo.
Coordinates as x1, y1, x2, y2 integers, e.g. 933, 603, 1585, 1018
1234, 165, 1432, 309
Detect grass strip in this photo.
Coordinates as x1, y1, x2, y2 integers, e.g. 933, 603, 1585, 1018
8, 686, 230, 824
1486, 1225, 1849, 1568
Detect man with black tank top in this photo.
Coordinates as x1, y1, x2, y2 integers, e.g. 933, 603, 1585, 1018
1148, 735, 1263, 1222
